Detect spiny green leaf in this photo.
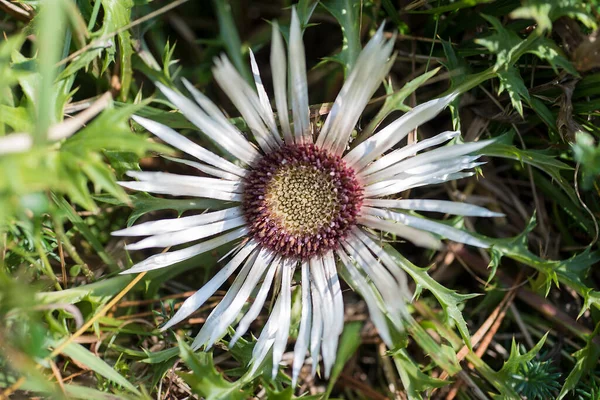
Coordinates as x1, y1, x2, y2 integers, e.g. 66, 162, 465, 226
510, 0, 597, 33
393, 350, 448, 400
321, 0, 361, 75
178, 337, 250, 400
497, 66, 530, 116
498, 334, 548, 379
558, 323, 600, 399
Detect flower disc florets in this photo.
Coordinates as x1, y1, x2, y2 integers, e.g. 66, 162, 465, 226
243, 144, 363, 259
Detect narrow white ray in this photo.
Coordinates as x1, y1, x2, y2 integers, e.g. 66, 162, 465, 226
364, 156, 483, 187
229, 256, 280, 347
365, 139, 493, 183
289, 7, 311, 144
132, 115, 247, 177
363, 199, 504, 217
317, 25, 395, 156
125, 171, 243, 192
213, 55, 281, 152
337, 249, 393, 347
271, 258, 294, 378
113, 207, 243, 237
270, 21, 293, 144
309, 257, 336, 377
125, 216, 247, 250
309, 277, 323, 374
402, 156, 483, 176
190, 249, 260, 349
118, 180, 242, 202
350, 227, 410, 297
292, 261, 312, 386
363, 207, 490, 248
161, 242, 258, 330
343, 92, 458, 170
193, 249, 274, 349
249, 49, 282, 145
342, 235, 407, 327
358, 214, 442, 249
121, 227, 248, 274
179, 78, 261, 165
363, 168, 477, 198
247, 289, 282, 377
162, 155, 241, 181
155, 82, 257, 164
323, 251, 344, 339
359, 130, 460, 178
203, 250, 276, 349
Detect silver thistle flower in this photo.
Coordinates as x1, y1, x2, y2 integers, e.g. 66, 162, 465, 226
114, 9, 501, 384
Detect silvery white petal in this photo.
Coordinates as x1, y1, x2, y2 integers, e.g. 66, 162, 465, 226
359, 130, 460, 178
342, 235, 407, 326
193, 249, 273, 349
358, 214, 442, 250
125, 216, 247, 250
270, 21, 293, 144
364, 207, 490, 248
271, 258, 295, 378
337, 249, 393, 347
161, 242, 258, 330
309, 256, 336, 377
366, 139, 493, 183
113, 207, 243, 237
125, 171, 243, 192
118, 180, 242, 202
229, 257, 279, 347
292, 261, 312, 386
162, 155, 241, 181
249, 49, 281, 139
289, 7, 311, 144
131, 115, 247, 177
121, 226, 248, 274
247, 290, 282, 377
309, 278, 323, 374
323, 251, 344, 338
212, 55, 281, 152
350, 227, 410, 295
344, 92, 458, 170
155, 82, 258, 164
363, 199, 504, 217
179, 78, 261, 165
317, 25, 395, 156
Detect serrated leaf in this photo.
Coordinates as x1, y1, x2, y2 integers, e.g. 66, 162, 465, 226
475, 15, 522, 71
321, 0, 361, 75
178, 337, 249, 400
510, 0, 597, 33
497, 66, 530, 116
498, 334, 548, 379
558, 323, 600, 399
393, 350, 448, 400
382, 243, 477, 350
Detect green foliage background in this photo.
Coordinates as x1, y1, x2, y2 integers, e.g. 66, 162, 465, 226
1, 0, 600, 399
